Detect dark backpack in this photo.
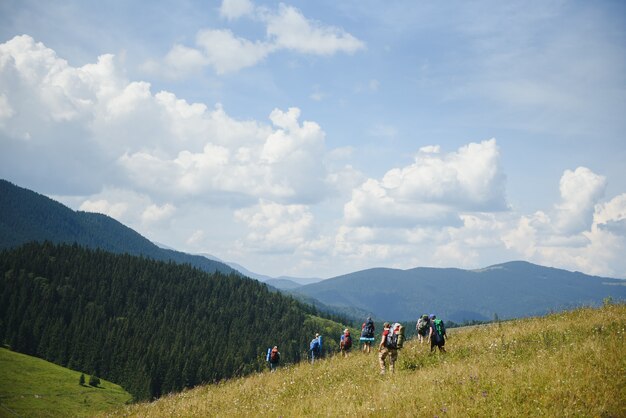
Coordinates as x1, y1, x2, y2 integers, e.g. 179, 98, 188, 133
434, 319, 445, 337
363, 320, 374, 337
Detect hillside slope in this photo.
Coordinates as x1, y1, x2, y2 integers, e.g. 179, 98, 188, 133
293, 262, 626, 321
0, 179, 234, 275
0, 242, 348, 400
0, 347, 131, 418
103, 304, 626, 417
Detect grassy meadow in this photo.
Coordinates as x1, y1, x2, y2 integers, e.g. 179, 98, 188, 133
0, 348, 132, 418
103, 303, 625, 417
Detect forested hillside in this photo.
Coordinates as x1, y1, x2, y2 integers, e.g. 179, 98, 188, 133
0, 179, 234, 275
0, 242, 347, 400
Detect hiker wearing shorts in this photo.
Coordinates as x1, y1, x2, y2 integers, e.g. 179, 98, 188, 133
378, 322, 397, 374
429, 314, 447, 353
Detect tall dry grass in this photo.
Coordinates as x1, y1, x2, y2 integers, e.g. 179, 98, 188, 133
103, 303, 625, 417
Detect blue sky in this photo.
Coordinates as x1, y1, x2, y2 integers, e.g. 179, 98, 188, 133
1, 0, 625, 279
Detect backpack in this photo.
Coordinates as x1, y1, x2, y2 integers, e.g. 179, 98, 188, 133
363, 320, 374, 337
385, 323, 405, 349
433, 319, 445, 338
394, 323, 405, 349
433, 319, 446, 343
342, 332, 352, 350
270, 348, 280, 363
310, 338, 321, 353
417, 318, 429, 333
385, 329, 397, 349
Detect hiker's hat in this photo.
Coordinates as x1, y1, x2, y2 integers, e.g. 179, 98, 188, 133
429, 314, 435, 319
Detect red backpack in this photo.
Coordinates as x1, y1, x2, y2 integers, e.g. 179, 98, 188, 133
342, 332, 352, 349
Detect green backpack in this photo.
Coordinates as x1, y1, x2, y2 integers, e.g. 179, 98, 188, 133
433, 319, 445, 338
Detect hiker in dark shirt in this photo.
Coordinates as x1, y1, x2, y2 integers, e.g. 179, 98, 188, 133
268, 346, 280, 371
428, 314, 447, 353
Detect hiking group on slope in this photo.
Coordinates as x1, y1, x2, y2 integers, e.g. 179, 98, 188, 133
267, 314, 447, 372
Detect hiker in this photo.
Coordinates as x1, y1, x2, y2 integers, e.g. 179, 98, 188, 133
268, 346, 280, 372
360, 316, 376, 353
378, 322, 398, 375
416, 314, 430, 344
429, 314, 447, 353
340, 328, 353, 357
310, 333, 322, 364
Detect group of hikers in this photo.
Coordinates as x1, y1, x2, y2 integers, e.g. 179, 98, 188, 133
266, 314, 447, 374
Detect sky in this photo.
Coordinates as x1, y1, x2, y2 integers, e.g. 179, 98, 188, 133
1, 0, 625, 280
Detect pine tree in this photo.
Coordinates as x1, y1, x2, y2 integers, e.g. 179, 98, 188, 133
88, 374, 100, 387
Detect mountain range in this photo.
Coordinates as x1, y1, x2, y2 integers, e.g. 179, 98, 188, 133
0, 179, 235, 275
2, 178, 624, 323
291, 262, 626, 322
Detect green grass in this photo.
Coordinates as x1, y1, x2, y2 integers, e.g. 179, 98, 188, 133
0, 348, 132, 418
103, 303, 626, 417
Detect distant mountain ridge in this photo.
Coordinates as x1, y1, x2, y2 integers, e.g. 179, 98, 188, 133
3, 178, 625, 324
196, 252, 322, 286
0, 179, 234, 275
293, 261, 626, 322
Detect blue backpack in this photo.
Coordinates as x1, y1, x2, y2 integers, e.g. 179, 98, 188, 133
310, 338, 321, 353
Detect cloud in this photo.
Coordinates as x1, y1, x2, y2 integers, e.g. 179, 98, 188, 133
115, 105, 328, 203
234, 199, 314, 253
2, 34, 624, 279
595, 193, 626, 236
150, 2, 364, 77
344, 139, 507, 227
141, 203, 176, 224
195, 29, 274, 74
79, 199, 128, 219
265, 4, 365, 55
0, 35, 333, 211
219, 0, 254, 20
554, 167, 606, 234
500, 171, 625, 276
159, 44, 208, 78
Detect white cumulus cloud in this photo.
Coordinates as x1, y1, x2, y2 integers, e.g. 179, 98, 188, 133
554, 167, 606, 234
219, 0, 255, 20
196, 29, 274, 74
150, 2, 364, 77
344, 139, 507, 227
265, 4, 365, 55
235, 199, 314, 252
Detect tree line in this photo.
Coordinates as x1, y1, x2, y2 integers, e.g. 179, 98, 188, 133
0, 242, 346, 400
